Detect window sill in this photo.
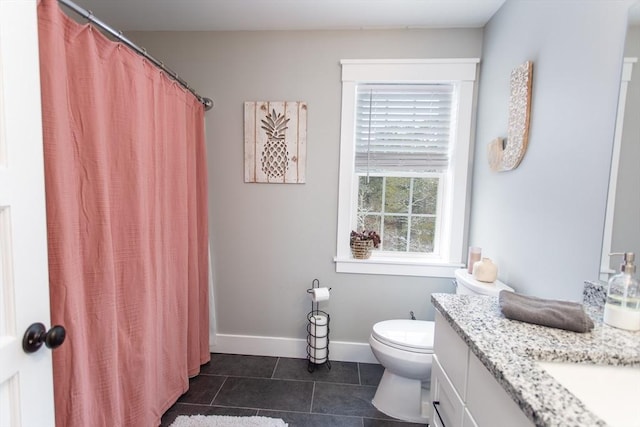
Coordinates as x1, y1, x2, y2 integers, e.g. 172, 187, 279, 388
334, 256, 463, 278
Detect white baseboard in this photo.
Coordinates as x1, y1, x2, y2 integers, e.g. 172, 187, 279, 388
210, 333, 378, 364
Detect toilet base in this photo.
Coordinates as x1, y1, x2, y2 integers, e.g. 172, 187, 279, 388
371, 369, 430, 424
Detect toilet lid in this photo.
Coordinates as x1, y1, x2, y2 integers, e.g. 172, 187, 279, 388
454, 268, 513, 296
372, 320, 435, 353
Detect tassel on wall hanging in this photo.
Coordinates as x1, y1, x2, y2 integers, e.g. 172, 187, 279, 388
244, 101, 307, 183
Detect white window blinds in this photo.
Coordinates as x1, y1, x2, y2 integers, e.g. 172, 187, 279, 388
355, 84, 455, 174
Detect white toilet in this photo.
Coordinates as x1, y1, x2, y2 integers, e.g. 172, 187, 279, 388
368, 269, 514, 423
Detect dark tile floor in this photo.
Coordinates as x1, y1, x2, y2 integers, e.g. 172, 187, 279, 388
161, 353, 428, 427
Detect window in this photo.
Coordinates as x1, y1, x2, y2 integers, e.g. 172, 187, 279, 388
335, 59, 479, 277
357, 175, 442, 253
355, 84, 453, 254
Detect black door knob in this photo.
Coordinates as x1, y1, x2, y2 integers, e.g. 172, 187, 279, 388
22, 323, 66, 353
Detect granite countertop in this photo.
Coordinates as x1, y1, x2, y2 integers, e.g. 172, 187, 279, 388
431, 284, 640, 427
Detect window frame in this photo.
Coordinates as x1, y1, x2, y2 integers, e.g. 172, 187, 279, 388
335, 59, 479, 278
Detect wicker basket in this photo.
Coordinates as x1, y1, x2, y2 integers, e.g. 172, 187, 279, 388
350, 239, 373, 259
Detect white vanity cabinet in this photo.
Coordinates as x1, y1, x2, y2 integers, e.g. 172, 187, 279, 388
430, 311, 534, 427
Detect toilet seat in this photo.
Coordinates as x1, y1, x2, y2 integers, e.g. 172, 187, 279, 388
371, 320, 434, 354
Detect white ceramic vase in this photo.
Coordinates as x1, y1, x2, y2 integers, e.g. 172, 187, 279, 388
473, 258, 498, 283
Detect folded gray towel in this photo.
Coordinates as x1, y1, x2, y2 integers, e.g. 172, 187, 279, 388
499, 291, 594, 333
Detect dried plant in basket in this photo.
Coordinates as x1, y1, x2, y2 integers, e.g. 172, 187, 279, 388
350, 230, 381, 248
350, 230, 380, 259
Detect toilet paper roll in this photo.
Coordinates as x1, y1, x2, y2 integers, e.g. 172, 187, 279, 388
309, 314, 328, 363
310, 314, 328, 326
310, 316, 328, 347
312, 336, 327, 350
307, 333, 327, 350
307, 344, 327, 363
308, 347, 327, 364
310, 287, 330, 303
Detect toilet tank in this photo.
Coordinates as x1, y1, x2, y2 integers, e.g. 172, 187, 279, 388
454, 269, 514, 297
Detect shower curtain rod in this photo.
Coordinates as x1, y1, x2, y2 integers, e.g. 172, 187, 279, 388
57, 0, 214, 111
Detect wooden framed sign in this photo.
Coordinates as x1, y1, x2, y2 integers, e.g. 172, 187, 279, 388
244, 101, 307, 183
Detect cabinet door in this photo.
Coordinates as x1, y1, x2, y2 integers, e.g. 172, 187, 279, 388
431, 356, 465, 427
434, 311, 469, 398
466, 351, 534, 427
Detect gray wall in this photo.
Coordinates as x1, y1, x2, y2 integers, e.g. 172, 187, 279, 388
612, 24, 640, 265
128, 29, 483, 343
129, 0, 631, 345
470, 0, 630, 300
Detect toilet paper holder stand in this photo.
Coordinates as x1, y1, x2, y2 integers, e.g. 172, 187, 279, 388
306, 279, 331, 373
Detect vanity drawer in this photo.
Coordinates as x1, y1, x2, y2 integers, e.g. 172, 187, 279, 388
434, 310, 469, 398
431, 355, 464, 427
466, 351, 534, 427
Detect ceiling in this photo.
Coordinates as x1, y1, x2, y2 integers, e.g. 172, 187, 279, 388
68, 0, 509, 31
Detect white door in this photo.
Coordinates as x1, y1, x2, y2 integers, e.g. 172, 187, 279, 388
0, 1, 57, 426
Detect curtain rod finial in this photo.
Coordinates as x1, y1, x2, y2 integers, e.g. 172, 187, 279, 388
203, 98, 214, 111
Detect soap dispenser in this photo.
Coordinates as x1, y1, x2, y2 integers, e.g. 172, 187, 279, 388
603, 252, 640, 331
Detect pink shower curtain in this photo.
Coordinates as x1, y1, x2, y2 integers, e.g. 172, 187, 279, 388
37, 1, 210, 425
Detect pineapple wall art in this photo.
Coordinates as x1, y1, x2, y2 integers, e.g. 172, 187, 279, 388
244, 101, 307, 183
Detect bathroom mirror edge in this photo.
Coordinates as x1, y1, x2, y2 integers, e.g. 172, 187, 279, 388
600, 1, 640, 280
